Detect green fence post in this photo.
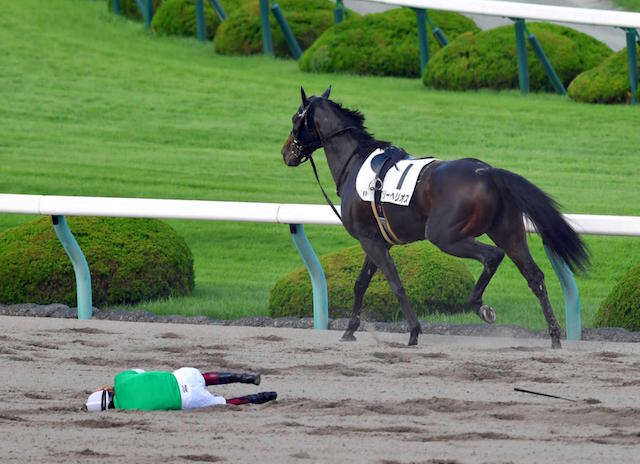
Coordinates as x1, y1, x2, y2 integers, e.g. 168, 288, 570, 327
334, 0, 344, 25
52, 216, 93, 320
414, 8, 429, 76
425, 12, 448, 47
513, 18, 529, 94
195, 0, 206, 41
544, 246, 581, 341
289, 225, 328, 330
135, 0, 144, 19
135, 0, 153, 29
526, 28, 566, 95
259, 0, 273, 55
113, 0, 121, 14
146, 0, 153, 29
208, 0, 227, 21
626, 28, 638, 105
272, 3, 302, 60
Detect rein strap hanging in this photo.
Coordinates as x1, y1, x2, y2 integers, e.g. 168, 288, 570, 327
309, 155, 343, 223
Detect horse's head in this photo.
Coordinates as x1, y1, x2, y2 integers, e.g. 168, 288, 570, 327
281, 86, 331, 166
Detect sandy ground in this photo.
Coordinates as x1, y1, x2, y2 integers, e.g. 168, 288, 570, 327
2, 315, 640, 463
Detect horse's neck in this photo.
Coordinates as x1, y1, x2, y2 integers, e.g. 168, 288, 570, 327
321, 135, 361, 193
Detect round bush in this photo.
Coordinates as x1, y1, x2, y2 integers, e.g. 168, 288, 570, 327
108, 0, 165, 22
151, 0, 220, 40
423, 23, 612, 92
214, 0, 337, 57
568, 44, 640, 104
595, 262, 640, 330
0, 217, 194, 307
299, 8, 479, 78
269, 242, 474, 321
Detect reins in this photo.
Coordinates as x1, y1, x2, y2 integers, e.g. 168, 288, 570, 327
308, 155, 343, 222
295, 124, 359, 224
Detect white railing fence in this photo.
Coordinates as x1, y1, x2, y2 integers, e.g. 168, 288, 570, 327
367, 0, 640, 29
1, 193, 640, 340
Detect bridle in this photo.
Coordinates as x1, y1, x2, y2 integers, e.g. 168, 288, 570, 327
289, 100, 360, 164
288, 101, 359, 221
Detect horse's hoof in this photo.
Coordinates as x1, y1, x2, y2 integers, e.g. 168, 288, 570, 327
341, 333, 357, 342
408, 331, 420, 346
479, 305, 496, 324
551, 338, 562, 349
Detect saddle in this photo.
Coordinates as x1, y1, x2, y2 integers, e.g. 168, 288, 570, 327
369, 146, 411, 245
370, 146, 410, 183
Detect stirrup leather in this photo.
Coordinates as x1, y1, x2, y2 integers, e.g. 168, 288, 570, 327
371, 201, 403, 245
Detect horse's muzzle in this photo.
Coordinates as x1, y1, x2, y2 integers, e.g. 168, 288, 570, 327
281, 133, 303, 166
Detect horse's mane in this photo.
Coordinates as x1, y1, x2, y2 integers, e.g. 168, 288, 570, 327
327, 100, 391, 156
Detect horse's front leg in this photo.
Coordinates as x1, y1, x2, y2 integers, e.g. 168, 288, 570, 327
342, 255, 377, 341
359, 238, 422, 346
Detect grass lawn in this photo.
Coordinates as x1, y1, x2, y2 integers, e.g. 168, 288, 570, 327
1, 0, 639, 331
614, 0, 640, 12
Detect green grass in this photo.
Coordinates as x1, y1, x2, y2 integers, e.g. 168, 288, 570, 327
1, 0, 640, 331
613, 0, 640, 12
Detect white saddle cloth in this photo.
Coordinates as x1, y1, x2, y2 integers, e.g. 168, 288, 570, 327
355, 149, 438, 206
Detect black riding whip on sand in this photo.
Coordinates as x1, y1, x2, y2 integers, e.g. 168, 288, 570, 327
514, 387, 576, 402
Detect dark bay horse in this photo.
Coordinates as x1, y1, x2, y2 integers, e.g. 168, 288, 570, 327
281, 87, 589, 349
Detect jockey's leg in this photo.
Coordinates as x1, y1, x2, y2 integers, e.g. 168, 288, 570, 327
202, 372, 261, 386
226, 391, 277, 405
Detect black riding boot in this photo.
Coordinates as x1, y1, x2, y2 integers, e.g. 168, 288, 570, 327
227, 391, 277, 405
202, 372, 261, 386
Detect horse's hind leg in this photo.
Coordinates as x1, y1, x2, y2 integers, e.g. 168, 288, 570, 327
359, 237, 422, 346
488, 230, 562, 349
342, 255, 377, 342
427, 232, 504, 323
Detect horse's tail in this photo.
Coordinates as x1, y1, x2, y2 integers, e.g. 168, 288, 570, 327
489, 167, 590, 273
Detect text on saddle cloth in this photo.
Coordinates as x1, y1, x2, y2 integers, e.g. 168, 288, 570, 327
356, 148, 439, 206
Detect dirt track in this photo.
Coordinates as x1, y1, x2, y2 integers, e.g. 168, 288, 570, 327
2, 314, 640, 463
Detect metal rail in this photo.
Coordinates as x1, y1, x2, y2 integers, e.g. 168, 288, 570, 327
366, 0, 640, 28
365, 0, 640, 100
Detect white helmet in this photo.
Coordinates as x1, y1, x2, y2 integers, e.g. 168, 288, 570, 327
86, 389, 114, 412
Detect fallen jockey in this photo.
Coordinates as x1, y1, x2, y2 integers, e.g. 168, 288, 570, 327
86, 367, 277, 412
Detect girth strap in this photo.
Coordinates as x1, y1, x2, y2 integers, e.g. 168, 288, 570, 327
369, 147, 410, 246
371, 200, 404, 245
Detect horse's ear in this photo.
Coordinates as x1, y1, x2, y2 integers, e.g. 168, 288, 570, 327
321, 85, 331, 99
300, 86, 309, 105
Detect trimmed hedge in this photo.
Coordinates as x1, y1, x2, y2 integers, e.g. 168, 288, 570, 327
0, 217, 194, 307
213, 0, 338, 57
595, 263, 640, 330
151, 0, 220, 40
269, 242, 474, 321
107, 0, 165, 21
299, 8, 479, 78
423, 23, 612, 92
568, 44, 640, 104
